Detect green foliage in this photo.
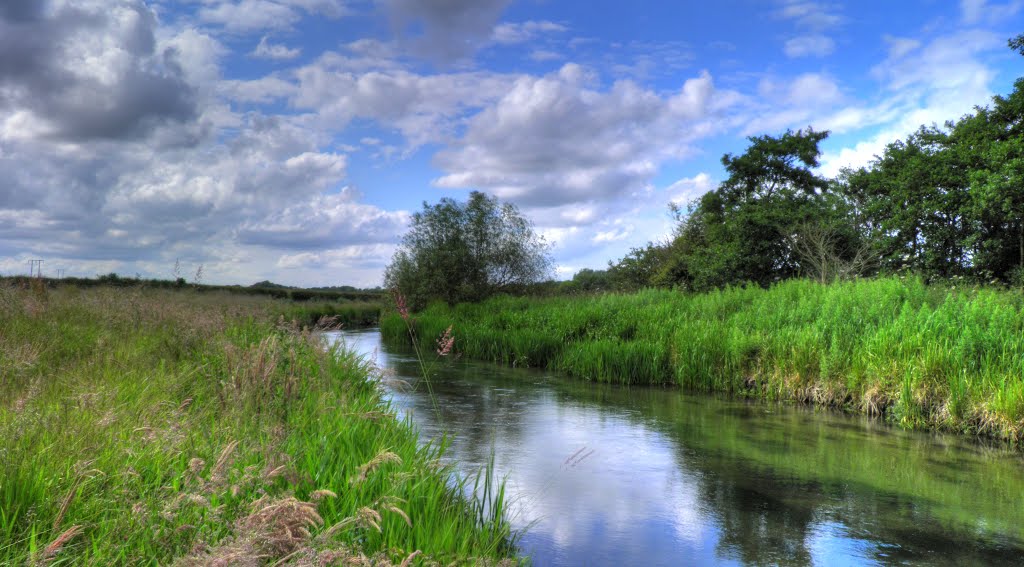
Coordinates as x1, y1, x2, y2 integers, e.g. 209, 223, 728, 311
612, 128, 865, 291
561, 268, 614, 294
385, 191, 552, 309
605, 40, 1024, 290
383, 277, 1024, 443
607, 242, 674, 290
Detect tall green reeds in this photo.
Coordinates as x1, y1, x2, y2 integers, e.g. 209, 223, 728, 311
0, 285, 513, 565
381, 277, 1024, 443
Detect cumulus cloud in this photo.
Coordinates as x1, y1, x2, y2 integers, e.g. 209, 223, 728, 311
777, 0, 842, 30
290, 51, 520, 146
784, 34, 835, 58
739, 72, 844, 134
0, 2, 407, 287
237, 188, 409, 249
491, 20, 567, 45
252, 36, 302, 60
666, 173, 715, 204
432, 65, 725, 207
275, 243, 397, 270
776, 1, 842, 59
379, 0, 511, 61
0, 0, 197, 141
198, 0, 349, 32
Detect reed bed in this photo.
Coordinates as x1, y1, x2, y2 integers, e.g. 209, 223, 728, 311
382, 277, 1024, 442
0, 284, 512, 565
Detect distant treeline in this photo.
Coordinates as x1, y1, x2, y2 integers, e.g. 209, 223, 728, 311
1, 274, 384, 303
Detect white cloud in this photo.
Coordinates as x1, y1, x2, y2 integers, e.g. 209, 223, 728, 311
199, 0, 300, 32
741, 72, 844, 134
819, 30, 1003, 177
776, 1, 842, 59
784, 34, 835, 58
290, 53, 521, 146
777, 1, 843, 30
252, 36, 301, 60
593, 227, 633, 243
871, 30, 1000, 92
198, 0, 349, 33
491, 20, 567, 44
883, 35, 921, 59
220, 76, 297, 103
530, 49, 563, 62
433, 65, 728, 207
960, 0, 1023, 25
666, 173, 715, 204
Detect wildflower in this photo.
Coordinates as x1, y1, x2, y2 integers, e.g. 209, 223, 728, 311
436, 325, 454, 357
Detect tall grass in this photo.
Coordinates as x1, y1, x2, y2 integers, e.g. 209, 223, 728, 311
276, 299, 382, 328
381, 277, 1024, 442
0, 284, 513, 565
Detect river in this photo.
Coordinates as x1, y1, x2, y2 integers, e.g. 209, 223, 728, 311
327, 328, 1024, 566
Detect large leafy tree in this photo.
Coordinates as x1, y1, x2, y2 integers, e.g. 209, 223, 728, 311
678, 128, 858, 289
952, 34, 1024, 281
840, 127, 972, 278
384, 191, 552, 308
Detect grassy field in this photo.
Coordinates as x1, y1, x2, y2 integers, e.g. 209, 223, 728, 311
382, 277, 1024, 443
0, 282, 512, 565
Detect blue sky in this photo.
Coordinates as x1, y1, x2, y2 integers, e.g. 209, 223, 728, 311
1, 0, 1022, 286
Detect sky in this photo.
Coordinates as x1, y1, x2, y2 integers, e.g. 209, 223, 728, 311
1, 0, 1022, 287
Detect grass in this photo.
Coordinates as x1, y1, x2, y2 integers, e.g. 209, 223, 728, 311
276, 299, 382, 328
0, 282, 513, 565
382, 276, 1024, 443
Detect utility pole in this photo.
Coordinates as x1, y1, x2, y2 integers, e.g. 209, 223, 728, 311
28, 259, 42, 278
57, 269, 65, 279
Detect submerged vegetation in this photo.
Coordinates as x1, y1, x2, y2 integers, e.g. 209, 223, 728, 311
383, 276, 1024, 443
0, 283, 511, 564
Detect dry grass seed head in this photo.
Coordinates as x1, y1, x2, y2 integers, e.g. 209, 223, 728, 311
38, 525, 84, 563
351, 449, 402, 485
309, 489, 337, 502
377, 496, 412, 528
241, 497, 324, 555
211, 440, 239, 482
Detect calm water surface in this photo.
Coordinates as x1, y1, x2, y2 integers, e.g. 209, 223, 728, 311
326, 328, 1024, 566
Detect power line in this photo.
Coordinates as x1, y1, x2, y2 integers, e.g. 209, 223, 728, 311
28, 259, 42, 278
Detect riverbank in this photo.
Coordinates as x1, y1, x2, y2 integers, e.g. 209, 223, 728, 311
0, 284, 512, 564
381, 277, 1024, 443
339, 327, 1024, 564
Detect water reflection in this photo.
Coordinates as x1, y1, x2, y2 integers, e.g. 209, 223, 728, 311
328, 329, 1024, 566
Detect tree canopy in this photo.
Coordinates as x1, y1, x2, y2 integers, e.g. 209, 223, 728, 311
384, 191, 552, 309
604, 36, 1024, 292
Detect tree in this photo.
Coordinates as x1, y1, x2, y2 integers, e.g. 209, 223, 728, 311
565, 268, 613, 293
607, 242, 674, 290
384, 191, 552, 309
960, 79, 1024, 281
682, 128, 847, 289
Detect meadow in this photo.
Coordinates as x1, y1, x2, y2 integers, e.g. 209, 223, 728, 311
0, 282, 512, 565
381, 277, 1024, 443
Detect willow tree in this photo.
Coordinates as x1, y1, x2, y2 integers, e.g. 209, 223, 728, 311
384, 191, 552, 309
